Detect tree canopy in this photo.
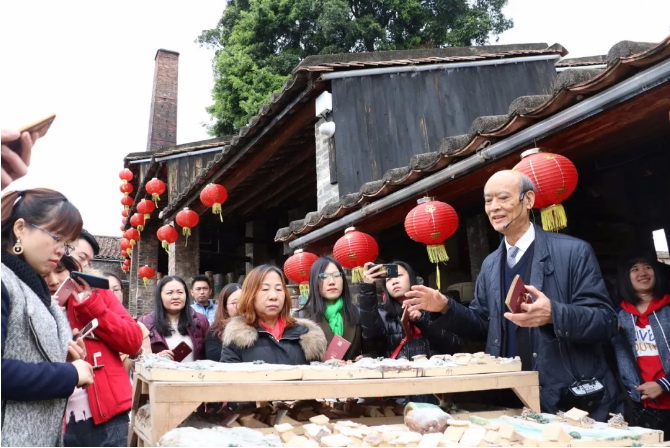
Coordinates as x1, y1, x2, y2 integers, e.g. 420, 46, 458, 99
199, 0, 513, 136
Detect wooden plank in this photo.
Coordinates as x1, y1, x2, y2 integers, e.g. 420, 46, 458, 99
148, 371, 539, 403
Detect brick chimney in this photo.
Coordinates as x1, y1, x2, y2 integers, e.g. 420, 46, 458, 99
146, 49, 179, 152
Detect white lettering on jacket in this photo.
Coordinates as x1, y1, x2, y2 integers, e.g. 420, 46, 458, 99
635, 324, 659, 356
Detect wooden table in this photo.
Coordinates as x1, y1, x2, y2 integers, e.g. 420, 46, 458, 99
128, 369, 540, 446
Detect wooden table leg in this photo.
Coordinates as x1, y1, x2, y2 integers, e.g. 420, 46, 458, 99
511, 385, 541, 412
128, 375, 143, 447
149, 401, 201, 446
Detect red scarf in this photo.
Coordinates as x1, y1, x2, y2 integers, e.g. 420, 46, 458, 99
259, 316, 287, 341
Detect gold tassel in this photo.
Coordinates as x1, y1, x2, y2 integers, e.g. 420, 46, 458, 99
436, 264, 441, 291
152, 193, 160, 207
351, 266, 364, 284
142, 277, 149, 289
426, 244, 449, 264
541, 204, 568, 232
212, 203, 223, 222
299, 283, 309, 299
183, 227, 191, 246
162, 240, 170, 254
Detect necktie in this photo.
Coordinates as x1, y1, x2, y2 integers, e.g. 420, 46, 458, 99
507, 246, 519, 268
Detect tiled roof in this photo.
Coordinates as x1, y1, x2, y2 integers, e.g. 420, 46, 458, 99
146, 44, 567, 220
274, 37, 670, 243
556, 55, 607, 68
94, 235, 122, 260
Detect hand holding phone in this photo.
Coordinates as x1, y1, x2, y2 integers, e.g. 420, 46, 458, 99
373, 264, 398, 279
73, 318, 99, 341
53, 278, 78, 307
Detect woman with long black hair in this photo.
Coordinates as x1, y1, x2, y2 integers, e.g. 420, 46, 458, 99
1, 188, 94, 446
300, 257, 364, 360
360, 261, 461, 360
613, 253, 670, 439
138, 275, 209, 361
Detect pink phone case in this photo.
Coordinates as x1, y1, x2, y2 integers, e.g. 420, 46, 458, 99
54, 278, 78, 306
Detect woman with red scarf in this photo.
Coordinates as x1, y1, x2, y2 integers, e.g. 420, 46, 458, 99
613, 253, 670, 440
220, 264, 326, 364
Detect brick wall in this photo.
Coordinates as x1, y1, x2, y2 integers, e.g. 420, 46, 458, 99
146, 49, 179, 152
168, 224, 200, 283
315, 116, 340, 211
128, 223, 160, 318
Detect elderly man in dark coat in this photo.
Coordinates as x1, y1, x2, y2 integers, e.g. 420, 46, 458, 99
405, 170, 620, 421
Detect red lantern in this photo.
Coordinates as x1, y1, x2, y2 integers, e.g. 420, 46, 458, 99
119, 168, 133, 183
124, 228, 140, 247
137, 199, 155, 220
405, 197, 459, 289
156, 225, 178, 254
333, 227, 378, 283
120, 238, 132, 257
121, 195, 134, 210
121, 249, 129, 258
130, 213, 145, 232
121, 264, 130, 273
145, 178, 166, 207
199, 183, 228, 222
138, 265, 155, 288
284, 249, 319, 302
513, 148, 578, 232
175, 208, 199, 245
121, 209, 129, 218
120, 183, 134, 196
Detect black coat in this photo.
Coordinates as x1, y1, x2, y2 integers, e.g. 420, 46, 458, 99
359, 282, 461, 359
220, 316, 327, 365
437, 224, 620, 420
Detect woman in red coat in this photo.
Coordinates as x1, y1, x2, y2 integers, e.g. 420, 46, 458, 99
45, 255, 143, 447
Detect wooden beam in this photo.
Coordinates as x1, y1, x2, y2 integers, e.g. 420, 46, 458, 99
163, 85, 318, 220
237, 167, 315, 216
223, 144, 316, 216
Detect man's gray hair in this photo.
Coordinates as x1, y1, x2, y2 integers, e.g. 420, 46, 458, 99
519, 173, 537, 196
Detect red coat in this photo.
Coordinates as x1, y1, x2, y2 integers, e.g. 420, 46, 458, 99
67, 289, 143, 425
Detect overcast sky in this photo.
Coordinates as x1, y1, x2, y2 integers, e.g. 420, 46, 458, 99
1, 0, 669, 248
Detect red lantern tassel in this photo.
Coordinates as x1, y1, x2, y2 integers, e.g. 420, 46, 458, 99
426, 244, 449, 264
212, 203, 223, 222
182, 227, 191, 246
351, 266, 364, 284
127, 247, 133, 257
541, 204, 568, 232
152, 193, 160, 207
299, 283, 309, 300
142, 277, 149, 289
162, 240, 170, 254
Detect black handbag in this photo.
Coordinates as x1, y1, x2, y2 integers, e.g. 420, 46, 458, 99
556, 340, 605, 414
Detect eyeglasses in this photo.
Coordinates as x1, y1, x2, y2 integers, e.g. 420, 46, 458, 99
318, 272, 342, 280
28, 222, 75, 255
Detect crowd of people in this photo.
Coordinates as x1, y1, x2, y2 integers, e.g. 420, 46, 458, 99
2, 129, 669, 446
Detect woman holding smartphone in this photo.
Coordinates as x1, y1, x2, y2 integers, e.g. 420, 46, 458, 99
44, 254, 144, 447
300, 257, 365, 360
139, 275, 209, 362
1, 189, 94, 446
360, 261, 461, 359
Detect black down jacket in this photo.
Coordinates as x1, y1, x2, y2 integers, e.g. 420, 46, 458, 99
219, 316, 326, 365
359, 282, 461, 359
436, 224, 620, 421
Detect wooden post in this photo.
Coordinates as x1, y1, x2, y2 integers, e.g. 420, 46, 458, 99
466, 213, 491, 282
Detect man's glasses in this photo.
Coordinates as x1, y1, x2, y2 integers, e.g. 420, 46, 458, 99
318, 272, 342, 280
28, 222, 75, 255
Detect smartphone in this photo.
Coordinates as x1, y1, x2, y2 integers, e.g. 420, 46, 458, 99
172, 341, 193, 362
71, 271, 110, 290
7, 113, 56, 152
375, 264, 398, 279
73, 318, 98, 340
53, 278, 78, 306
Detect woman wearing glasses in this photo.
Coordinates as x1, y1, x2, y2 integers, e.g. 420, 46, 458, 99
1, 189, 94, 446
300, 257, 365, 361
